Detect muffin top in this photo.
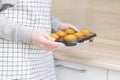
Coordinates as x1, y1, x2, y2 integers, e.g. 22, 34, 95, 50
63, 34, 77, 41
50, 33, 60, 41
74, 32, 85, 39
65, 28, 76, 34
81, 29, 92, 36
56, 31, 67, 37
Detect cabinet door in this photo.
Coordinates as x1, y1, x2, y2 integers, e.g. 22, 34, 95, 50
55, 60, 107, 80
108, 71, 120, 80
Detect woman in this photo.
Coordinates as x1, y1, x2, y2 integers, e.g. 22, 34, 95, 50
0, 0, 79, 80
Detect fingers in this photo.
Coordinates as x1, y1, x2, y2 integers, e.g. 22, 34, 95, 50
67, 24, 80, 32
43, 32, 55, 41
38, 36, 65, 51
31, 30, 65, 51
59, 23, 80, 32
39, 42, 64, 51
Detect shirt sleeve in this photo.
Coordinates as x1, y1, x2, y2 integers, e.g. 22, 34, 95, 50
51, 16, 62, 33
0, 16, 33, 43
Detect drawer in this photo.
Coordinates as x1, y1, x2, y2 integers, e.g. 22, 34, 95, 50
55, 59, 107, 80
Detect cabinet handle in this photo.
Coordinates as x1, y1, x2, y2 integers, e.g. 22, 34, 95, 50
56, 64, 87, 73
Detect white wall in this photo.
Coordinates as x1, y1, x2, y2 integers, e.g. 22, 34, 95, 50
51, 0, 89, 29
52, 0, 120, 41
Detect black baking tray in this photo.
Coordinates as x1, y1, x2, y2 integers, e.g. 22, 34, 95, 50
78, 33, 97, 43
57, 33, 97, 46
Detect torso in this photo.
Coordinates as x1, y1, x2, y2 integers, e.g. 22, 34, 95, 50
0, 0, 56, 80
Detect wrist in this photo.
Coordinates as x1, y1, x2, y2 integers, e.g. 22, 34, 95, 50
18, 25, 33, 43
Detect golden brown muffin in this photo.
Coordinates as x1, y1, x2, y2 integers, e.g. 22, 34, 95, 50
74, 32, 85, 40
56, 31, 67, 37
50, 33, 60, 41
63, 34, 77, 46
63, 34, 77, 41
81, 29, 92, 36
65, 28, 76, 34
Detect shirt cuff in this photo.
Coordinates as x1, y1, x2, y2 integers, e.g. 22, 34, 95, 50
17, 25, 33, 44
51, 16, 62, 33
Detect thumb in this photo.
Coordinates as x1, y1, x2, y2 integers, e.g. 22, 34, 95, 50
68, 24, 79, 32
43, 33, 55, 41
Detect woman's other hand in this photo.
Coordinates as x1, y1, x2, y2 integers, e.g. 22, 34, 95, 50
58, 23, 79, 32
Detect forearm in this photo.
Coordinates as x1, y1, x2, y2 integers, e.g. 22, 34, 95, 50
51, 16, 62, 33
0, 16, 33, 43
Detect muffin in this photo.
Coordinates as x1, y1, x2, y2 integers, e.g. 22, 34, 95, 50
74, 32, 85, 40
80, 30, 97, 42
63, 34, 77, 46
65, 28, 76, 34
56, 31, 67, 37
81, 29, 92, 36
50, 33, 60, 41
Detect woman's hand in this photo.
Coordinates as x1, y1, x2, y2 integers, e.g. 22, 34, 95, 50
58, 23, 79, 31
31, 30, 64, 51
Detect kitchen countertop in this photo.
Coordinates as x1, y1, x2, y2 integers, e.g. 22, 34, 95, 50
53, 38, 120, 71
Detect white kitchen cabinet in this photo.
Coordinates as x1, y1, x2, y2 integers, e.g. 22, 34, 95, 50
55, 60, 107, 80
108, 71, 120, 80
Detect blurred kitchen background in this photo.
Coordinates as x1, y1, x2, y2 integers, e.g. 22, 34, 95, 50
52, 0, 120, 80
52, 0, 120, 41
